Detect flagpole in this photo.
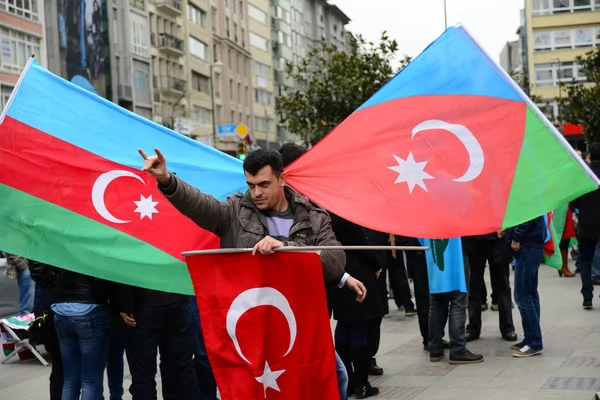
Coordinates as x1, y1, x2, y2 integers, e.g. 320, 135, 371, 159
444, 0, 448, 29
0, 56, 35, 125
182, 246, 429, 256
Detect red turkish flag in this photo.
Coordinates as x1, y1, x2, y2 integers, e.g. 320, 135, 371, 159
185, 252, 339, 400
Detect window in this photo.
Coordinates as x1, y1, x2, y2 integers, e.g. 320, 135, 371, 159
234, 22, 238, 42
0, 0, 39, 21
226, 17, 230, 38
574, 0, 592, 9
1, 85, 13, 112
535, 64, 554, 88
189, 36, 207, 60
248, 4, 267, 23
535, 0, 599, 14
214, 72, 221, 97
239, 1, 243, 17
232, 0, 236, 12
193, 106, 212, 126
188, 5, 206, 28
237, 83, 241, 102
130, 13, 149, 57
241, 28, 245, 47
191, 71, 210, 94
535, 62, 588, 87
254, 116, 271, 131
130, 0, 145, 10
533, 26, 599, 51
252, 60, 271, 78
553, 0, 570, 12
211, 7, 217, 32
133, 70, 148, 90
229, 78, 234, 99
278, 31, 292, 47
249, 32, 268, 50
0, 28, 41, 73
254, 89, 271, 104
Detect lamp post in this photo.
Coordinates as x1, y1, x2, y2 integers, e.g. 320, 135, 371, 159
265, 109, 271, 149
210, 61, 223, 148
550, 56, 562, 121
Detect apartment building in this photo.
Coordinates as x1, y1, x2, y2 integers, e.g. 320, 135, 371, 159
44, 0, 152, 118
500, 40, 523, 73
526, 0, 600, 120
211, 0, 253, 150
1, 0, 47, 110
248, 0, 274, 148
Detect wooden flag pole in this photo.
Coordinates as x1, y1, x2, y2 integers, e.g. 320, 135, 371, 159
182, 245, 429, 256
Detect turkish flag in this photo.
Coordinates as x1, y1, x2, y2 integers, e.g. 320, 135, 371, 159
185, 252, 339, 400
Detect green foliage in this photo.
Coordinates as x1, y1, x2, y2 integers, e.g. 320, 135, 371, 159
276, 32, 410, 146
558, 43, 600, 143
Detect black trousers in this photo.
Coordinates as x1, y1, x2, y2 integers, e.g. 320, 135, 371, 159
405, 250, 430, 345
336, 318, 381, 388
386, 254, 415, 311
467, 240, 514, 335
124, 300, 200, 400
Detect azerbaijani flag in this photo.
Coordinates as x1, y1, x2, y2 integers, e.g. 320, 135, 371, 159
0, 59, 247, 295
284, 25, 600, 239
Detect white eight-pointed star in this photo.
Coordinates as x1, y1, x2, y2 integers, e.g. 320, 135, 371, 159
133, 194, 159, 220
255, 361, 285, 397
387, 152, 435, 193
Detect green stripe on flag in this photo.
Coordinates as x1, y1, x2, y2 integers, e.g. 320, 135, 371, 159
0, 184, 194, 295
503, 107, 596, 228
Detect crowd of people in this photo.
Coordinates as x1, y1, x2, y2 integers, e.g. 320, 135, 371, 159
1, 141, 599, 400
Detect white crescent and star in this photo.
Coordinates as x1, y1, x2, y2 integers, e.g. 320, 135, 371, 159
388, 120, 485, 193
226, 287, 297, 397
91, 170, 159, 223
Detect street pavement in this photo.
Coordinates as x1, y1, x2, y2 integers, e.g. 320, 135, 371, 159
2, 260, 600, 399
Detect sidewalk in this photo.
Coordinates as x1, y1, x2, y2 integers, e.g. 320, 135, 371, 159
1, 262, 599, 399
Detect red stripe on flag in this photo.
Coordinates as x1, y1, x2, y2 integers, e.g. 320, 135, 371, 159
0, 116, 218, 259
186, 252, 338, 400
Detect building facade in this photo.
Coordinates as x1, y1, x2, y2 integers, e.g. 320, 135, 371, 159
525, 0, 600, 120
500, 40, 522, 73
1, 0, 47, 110
248, 0, 275, 148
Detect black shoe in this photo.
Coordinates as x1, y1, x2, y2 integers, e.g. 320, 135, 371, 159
449, 350, 484, 365
405, 308, 417, 317
423, 343, 429, 351
465, 331, 480, 342
430, 352, 444, 362
502, 331, 518, 342
369, 358, 383, 376
510, 340, 525, 350
443, 339, 450, 349
491, 303, 499, 311
481, 302, 488, 311
584, 299, 593, 309
355, 382, 379, 399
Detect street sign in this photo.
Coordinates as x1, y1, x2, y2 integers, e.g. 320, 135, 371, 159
235, 123, 250, 140
218, 124, 237, 135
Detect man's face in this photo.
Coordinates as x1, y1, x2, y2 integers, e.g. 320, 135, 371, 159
245, 165, 286, 210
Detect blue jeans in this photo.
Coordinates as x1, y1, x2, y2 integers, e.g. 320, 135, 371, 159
106, 325, 125, 400
429, 290, 468, 356
513, 247, 543, 350
189, 297, 218, 400
578, 238, 599, 300
335, 350, 348, 400
17, 268, 35, 315
55, 306, 110, 400
590, 242, 600, 281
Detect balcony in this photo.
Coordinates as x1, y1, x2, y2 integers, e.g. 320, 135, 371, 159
151, 33, 184, 56
153, 75, 186, 95
155, 0, 182, 15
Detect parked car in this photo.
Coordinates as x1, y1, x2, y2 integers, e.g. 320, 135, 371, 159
0, 256, 20, 318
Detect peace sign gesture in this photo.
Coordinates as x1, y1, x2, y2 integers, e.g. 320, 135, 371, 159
138, 148, 171, 186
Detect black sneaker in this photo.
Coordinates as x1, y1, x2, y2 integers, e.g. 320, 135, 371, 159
405, 308, 417, 317
510, 340, 525, 350
369, 358, 383, 376
481, 302, 489, 311
584, 299, 593, 309
355, 382, 379, 399
449, 350, 484, 365
491, 303, 499, 311
430, 352, 444, 362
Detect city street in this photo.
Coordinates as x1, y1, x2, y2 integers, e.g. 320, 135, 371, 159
2, 260, 600, 399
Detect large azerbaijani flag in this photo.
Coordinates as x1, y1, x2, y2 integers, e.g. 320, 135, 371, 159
0, 59, 247, 295
284, 25, 600, 239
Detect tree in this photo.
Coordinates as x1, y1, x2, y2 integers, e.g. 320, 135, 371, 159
277, 32, 411, 146
557, 42, 600, 143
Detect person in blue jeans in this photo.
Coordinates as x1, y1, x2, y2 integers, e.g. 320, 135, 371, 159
3, 254, 35, 315
52, 269, 111, 400
189, 297, 219, 400
506, 215, 547, 358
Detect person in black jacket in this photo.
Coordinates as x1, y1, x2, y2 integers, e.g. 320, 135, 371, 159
572, 142, 600, 309
506, 216, 547, 358
29, 260, 63, 400
329, 214, 384, 399
52, 269, 111, 398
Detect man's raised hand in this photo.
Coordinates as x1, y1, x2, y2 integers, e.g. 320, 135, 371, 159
138, 148, 171, 185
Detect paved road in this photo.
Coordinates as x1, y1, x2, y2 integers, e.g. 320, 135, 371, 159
2, 260, 600, 399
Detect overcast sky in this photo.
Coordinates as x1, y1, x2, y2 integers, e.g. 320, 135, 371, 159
330, 0, 524, 62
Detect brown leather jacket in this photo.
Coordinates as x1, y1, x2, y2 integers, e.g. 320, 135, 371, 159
159, 175, 346, 282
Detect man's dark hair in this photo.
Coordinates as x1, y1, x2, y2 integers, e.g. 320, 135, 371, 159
242, 148, 284, 176
590, 142, 600, 162
279, 142, 307, 168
